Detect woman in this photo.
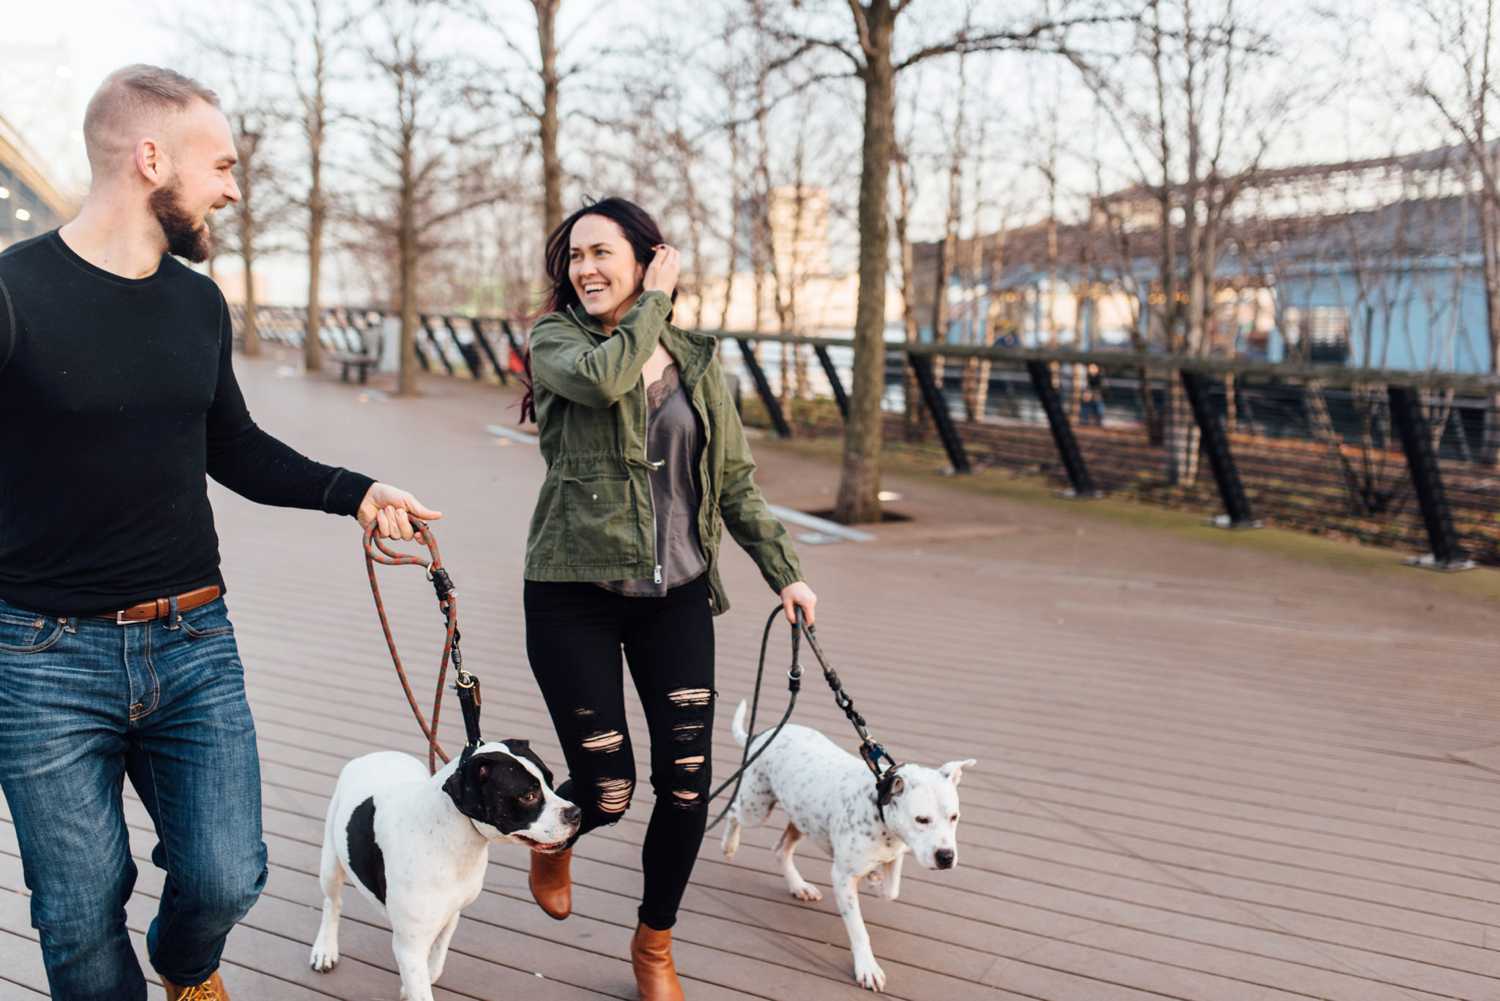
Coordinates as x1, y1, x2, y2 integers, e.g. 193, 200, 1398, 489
522, 197, 816, 1001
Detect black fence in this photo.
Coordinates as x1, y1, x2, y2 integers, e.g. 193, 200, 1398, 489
227, 304, 526, 385
229, 304, 1500, 569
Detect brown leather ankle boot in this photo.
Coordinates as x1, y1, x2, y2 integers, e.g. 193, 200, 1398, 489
630, 922, 685, 1001
529, 847, 573, 920
162, 970, 229, 1000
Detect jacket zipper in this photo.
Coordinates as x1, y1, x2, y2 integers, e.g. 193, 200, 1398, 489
641, 373, 663, 585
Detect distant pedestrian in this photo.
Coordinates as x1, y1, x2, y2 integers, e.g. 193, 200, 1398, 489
1080, 363, 1106, 425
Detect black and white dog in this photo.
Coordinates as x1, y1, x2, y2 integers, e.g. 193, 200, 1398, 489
310, 740, 580, 1001
721, 701, 976, 992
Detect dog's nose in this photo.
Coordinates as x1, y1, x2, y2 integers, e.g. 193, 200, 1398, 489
935, 849, 955, 869
562, 804, 582, 826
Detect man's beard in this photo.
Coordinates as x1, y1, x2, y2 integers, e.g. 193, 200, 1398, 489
148, 179, 212, 263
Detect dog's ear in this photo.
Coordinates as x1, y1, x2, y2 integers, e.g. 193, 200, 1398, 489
888, 774, 905, 798
501, 737, 555, 790
442, 753, 495, 820
940, 759, 977, 786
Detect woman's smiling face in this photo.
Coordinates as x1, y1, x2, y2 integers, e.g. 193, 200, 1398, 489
569, 213, 646, 327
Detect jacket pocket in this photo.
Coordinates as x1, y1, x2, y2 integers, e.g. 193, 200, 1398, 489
560, 473, 639, 567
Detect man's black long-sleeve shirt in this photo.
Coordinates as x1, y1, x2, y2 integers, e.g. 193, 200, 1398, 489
0, 230, 374, 615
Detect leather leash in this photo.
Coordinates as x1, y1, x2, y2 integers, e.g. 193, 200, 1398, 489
362, 520, 483, 774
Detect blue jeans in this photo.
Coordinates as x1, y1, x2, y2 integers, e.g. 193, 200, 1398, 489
0, 597, 268, 1001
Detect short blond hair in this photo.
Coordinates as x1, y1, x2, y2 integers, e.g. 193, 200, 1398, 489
82, 65, 220, 176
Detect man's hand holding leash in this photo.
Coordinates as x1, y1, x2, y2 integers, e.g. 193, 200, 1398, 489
357, 483, 444, 541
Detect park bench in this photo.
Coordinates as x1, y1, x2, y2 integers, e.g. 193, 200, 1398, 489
330, 349, 380, 384
326, 312, 384, 384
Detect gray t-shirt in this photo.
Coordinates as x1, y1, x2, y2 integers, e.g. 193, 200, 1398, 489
600, 365, 708, 596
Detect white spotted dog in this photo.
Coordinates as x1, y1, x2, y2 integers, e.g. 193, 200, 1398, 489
310, 740, 580, 1001
721, 700, 976, 992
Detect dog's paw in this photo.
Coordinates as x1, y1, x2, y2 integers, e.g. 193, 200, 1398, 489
789, 882, 823, 902
853, 955, 886, 991
309, 943, 339, 973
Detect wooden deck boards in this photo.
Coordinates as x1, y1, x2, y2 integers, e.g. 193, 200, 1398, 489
3, 351, 1498, 1000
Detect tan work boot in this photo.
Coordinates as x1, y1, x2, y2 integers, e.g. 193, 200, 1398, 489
630, 922, 685, 1001
162, 970, 228, 1000
528, 846, 573, 920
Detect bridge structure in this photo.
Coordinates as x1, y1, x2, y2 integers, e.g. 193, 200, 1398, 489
3, 338, 1498, 1000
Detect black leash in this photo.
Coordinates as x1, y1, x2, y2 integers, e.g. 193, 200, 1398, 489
705, 605, 803, 831
794, 607, 904, 822
705, 606, 902, 830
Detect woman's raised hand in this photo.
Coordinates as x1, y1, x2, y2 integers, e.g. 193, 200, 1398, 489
643, 244, 680, 296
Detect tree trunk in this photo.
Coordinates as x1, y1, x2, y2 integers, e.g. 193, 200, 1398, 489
304, 35, 327, 373
304, 156, 325, 372
238, 143, 260, 358
537, 0, 563, 235
1480, 190, 1500, 464
397, 142, 419, 396
893, 152, 922, 439
241, 244, 260, 358
834, 2, 895, 524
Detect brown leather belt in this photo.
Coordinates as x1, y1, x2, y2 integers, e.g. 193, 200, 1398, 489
93, 586, 222, 624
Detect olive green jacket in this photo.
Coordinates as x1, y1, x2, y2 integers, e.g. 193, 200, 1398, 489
523, 290, 802, 614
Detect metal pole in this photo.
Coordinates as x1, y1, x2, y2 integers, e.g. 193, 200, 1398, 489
419, 315, 455, 376
814, 344, 849, 421
1025, 360, 1097, 497
441, 316, 481, 380
468, 317, 509, 385
500, 319, 526, 359
735, 338, 792, 438
908, 352, 970, 474
1387, 384, 1470, 568
1180, 370, 1257, 527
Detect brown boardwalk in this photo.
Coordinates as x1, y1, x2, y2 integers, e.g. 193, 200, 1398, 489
4, 349, 1500, 1001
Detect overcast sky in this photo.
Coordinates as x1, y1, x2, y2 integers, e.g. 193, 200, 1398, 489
0, 0, 1461, 290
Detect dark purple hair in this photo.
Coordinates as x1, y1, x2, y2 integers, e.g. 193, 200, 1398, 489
542, 196, 672, 315
521, 196, 673, 423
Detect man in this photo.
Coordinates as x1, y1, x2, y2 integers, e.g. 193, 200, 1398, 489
0, 65, 438, 1001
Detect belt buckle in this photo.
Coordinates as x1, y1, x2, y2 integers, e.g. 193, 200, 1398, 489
115, 609, 132, 625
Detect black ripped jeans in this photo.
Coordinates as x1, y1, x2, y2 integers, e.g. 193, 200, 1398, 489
523, 575, 715, 931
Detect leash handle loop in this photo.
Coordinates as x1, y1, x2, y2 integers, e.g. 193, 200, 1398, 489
363, 519, 482, 773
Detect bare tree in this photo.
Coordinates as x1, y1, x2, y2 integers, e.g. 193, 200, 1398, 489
177, 20, 295, 361
927, 20, 974, 425
272, 0, 354, 374
1073, 0, 1294, 484
892, 139, 925, 436
769, 0, 1125, 522
1410, 0, 1500, 462
352, 0, 513, 395
464, 0, 573, 236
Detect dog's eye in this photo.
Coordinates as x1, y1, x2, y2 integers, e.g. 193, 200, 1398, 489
520, 789, 539, 804
950, 813, 960, 822
915, 816, 931, 825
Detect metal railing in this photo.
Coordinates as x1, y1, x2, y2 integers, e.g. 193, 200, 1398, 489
229, 304, 1500, 569
227, 303, 526, 384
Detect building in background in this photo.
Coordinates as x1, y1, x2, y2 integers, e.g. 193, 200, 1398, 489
0, 114, 75, 249
914, 143, 1495, 375
684, 185, 905, 338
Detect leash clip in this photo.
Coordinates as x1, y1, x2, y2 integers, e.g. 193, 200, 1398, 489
428, 567, 456, 602
454, 670, 484, 749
